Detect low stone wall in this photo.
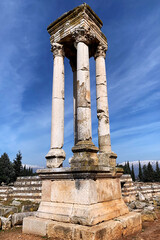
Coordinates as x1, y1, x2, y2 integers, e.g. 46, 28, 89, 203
120, 175, 160, 202
135, 182, 160, 199
0, 176, 42, 202
120, 175, 137, 202
0, 186, 12, 201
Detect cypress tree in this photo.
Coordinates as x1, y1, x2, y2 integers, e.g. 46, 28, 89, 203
138, 161, 143, 181
131, 164, 135, 181
155, 162, 160, 182
142, 164, 148, 182
126, 161, 131, 174
13, 151, 23, 180
0, 153, 15, 184
147, 162, 154, 182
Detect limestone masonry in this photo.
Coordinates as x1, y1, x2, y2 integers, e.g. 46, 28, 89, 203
23, 4, 142, 239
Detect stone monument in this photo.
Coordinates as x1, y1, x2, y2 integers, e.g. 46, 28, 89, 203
23, 4, 142, 239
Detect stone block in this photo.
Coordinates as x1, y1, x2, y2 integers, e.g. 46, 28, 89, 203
37, 198, 129, 226
41, 180, 51, 201
11, 200, 21, 206
0, 206, 18, 217
23, 216, 53, 236
22, 212, 141, 240
50, 178, 122, 204
115, 212, 142, 237
12, 212, 36, 226
1, 216, 11, 230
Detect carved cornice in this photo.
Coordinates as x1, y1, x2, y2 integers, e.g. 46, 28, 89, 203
51, 43, 65, 58
71, 27, 95, 45
94, 44, 107, 59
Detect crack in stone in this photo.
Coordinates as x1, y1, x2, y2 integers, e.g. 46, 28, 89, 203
53, 97, 65, 100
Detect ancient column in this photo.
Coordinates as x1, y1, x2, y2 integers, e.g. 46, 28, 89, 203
95, 44, 117, 167
45, 43, 66, 168
70, 28, 98, 168
94, 44, 111, 152
76, 40, 92, 141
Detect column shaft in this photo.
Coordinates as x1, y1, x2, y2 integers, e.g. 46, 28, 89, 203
51, 55, 64, 148
71, 36, 98, 169
46, 43, 66, 168
73, 70, 78, 145
77, 41, 92, 141
95, 55, 111, 153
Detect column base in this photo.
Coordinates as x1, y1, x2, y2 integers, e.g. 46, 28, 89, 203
45, 148, 66, 168
70, 140, 99, 169
98, 152, 117, 167
23, 212, 142, 240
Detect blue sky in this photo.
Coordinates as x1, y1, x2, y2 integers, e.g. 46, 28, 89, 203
0, 0, 159, 167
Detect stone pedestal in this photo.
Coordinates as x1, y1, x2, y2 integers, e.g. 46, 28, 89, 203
23, 168, 142, 239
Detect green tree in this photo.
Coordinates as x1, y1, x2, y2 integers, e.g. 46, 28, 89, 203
147, 162, 154, 182
21, 165, 34, 176
138, 161, 143, 181
0, 153, 15, 184
13, 151, 23, 180
123, 162, 127, 174
142, 164, 148, 182
131, 164, 135, 181
155, 162, 160, 182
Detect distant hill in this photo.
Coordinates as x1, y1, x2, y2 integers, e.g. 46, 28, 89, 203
119, 160, 160, 177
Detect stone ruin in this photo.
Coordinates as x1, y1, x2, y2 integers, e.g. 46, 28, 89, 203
23, 4, 142, 239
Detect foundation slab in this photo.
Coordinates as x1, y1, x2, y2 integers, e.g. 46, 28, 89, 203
23, 212, 142, 240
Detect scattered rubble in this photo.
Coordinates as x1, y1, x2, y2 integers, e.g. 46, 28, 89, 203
126, 188, 160, 226
0, 199, 39, 230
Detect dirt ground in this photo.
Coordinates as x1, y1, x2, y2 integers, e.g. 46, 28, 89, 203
122, 209, 160, 240
0, 210, 160, 240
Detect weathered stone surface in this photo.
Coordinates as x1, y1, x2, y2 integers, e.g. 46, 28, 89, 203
135, 201, 146, 209
141, 208, 157, 222
21, 204, 38, 212
11, 200, 21, 206
23, 212, 141, 240
23, 216, 53, 236
48, 7, 107, 58
37, 198, 129, 226
115, 212, 142, 237
12, 212, 36, 226
49, 178, 122, 204
71, 141, 99, 168
0, 206, 18, 217
128, 201, 136, 209
98, 152, 117, 167
1, 216, 11, 230
41, 180, 51, 201
138, 191, 145, 201
46, 148, 66, 168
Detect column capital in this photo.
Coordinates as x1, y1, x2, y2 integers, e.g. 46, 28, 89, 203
94, 44, 107, 59
71, 27, 95, 45
51, 43, 65, 58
